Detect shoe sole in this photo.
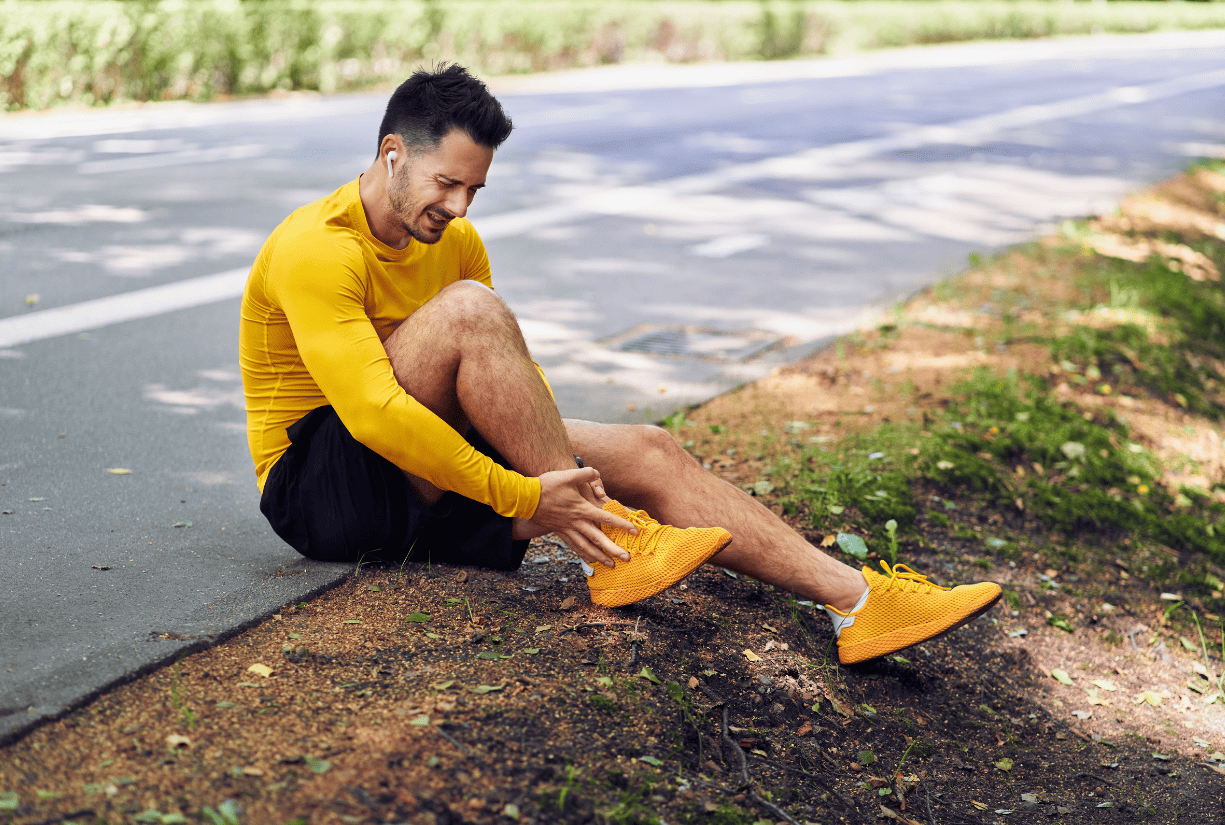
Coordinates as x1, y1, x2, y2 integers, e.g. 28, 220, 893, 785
837, 585, 1003, 665
589, 533, 732, 608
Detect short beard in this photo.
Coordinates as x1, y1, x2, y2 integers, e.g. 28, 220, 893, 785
387, 163, 448, 245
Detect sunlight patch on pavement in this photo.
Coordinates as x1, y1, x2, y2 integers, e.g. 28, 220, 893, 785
3, 204, 147, 224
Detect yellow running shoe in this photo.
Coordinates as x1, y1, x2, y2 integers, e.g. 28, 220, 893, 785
587, 500, 732, 607
831, 561, 1002, 664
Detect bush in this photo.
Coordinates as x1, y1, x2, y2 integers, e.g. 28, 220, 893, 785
5, 1, 1225, 111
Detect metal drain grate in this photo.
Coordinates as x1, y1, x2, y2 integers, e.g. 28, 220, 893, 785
600, 325, 784, 362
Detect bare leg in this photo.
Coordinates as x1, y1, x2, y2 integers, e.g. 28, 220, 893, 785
380, 281, 630, 564
566, 420, 867, 612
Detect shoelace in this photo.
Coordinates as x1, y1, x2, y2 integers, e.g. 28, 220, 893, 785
877, 561, 949, 593
613, 508, 666, 557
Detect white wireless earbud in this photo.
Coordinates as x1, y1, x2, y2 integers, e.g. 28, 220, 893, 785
386, 150, 397, 179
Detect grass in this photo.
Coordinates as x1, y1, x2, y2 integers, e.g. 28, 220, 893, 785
775, 157, 1225, 609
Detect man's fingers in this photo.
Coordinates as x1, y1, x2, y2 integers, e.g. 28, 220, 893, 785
561, 528, 617, 569
589, 505, 635, 535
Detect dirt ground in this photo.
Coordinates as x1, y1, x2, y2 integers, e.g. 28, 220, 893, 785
3, 171, 1225, 825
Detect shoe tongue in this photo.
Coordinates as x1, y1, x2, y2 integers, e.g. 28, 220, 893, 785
603, 500, 631, 519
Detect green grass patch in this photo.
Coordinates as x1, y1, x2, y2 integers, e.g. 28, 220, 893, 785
784, 166, 1225, 582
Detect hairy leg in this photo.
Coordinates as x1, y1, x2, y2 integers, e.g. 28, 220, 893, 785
380, 281, 629, 564
565, 420, 867, 611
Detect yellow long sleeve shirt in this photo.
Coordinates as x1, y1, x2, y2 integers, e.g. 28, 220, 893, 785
239, 178, 541, 520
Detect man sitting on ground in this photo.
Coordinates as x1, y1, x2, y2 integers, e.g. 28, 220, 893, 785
239, 64, 1001, 665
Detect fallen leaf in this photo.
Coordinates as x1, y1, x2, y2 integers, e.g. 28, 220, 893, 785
247, 663, 272, 678
241, 767, 263, 777
836, 532, 869, 560
638, 755, 663, 767
1135, 691, 1163, 706
431, 680, 454, 690
1047, 616, 1074, 633
559, 596, 576, 610
343, 619, 362, 625
1020, 793, 1039, 804
1072, 710, 1092, 720
687, 676, 699, 689
524, 647, 540, 655
408, 714, 430, 726
821, 534, 837, 547
639, 666, 662, 685
1086, 690, 1110, 706
1051, 669, 1074, 686
796, 721, 812, 737
970, 801, 989, 811
534, 625, 552, 633
743, 649, 762, 662
405, 612, 431, 623
994, 758, 1014, 772
1092, 679, 1118, 691
469, 684, 505, 694
303, 755, 331, 774
105, 468, 131, 475
172, 521, 192, 528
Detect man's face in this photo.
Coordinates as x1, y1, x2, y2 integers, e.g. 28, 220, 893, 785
387, 129, 494, 245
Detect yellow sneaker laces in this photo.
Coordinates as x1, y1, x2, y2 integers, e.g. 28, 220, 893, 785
615, 508, 665, 558
877, 561, 950, 594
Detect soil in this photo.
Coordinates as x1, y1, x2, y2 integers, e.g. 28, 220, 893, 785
3, 172, 1225, 825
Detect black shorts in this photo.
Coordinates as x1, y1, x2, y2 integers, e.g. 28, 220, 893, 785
259, 405, 528, 571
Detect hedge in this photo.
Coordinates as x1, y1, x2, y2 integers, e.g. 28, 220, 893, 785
2, 0, 1224, 111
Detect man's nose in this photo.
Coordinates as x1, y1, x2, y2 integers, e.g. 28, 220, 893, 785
445, 189, 468, 219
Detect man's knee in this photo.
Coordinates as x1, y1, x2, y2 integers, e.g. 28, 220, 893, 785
633, 425, 688, 470
427, 280, 516, 334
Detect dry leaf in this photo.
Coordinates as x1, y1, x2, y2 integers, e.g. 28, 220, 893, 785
743, 649, 762, 662
1092, 679, 1118, 691
970, 801, 989, 811
796, 721, 812, 737
821, 534, 837, 548
241, 767, 264, 777
687, 676, 699, 689
559, 596, 576, 610
247, 663, 273, 678
105, 468, 131, 475
1134, 690, 1163, 706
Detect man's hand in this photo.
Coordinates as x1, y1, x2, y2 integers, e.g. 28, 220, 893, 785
533, 468, 635, 569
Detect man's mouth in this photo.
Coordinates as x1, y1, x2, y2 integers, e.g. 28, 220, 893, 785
425, 211, 450, 228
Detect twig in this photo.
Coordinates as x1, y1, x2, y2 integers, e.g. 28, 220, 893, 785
1071, 771, 1118, 787
697, 685, 725, 706
436, 726, 469, 756
747, 756, 857, 813
722, 706, 750, 786
920, 777, 937, 825
26, 812, 96, 825
749, 790, 802, 825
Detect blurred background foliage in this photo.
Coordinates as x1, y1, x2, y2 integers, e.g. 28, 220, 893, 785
2, 0, 1225, 111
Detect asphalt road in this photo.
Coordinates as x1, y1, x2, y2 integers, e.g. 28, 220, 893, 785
3, 30, 1225, 743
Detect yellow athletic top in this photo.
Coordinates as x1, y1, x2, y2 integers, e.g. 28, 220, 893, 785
239, 178, 541, 520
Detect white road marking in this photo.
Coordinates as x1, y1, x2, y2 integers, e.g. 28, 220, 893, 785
0, 269, 248, 348
2, 67, 1224, 348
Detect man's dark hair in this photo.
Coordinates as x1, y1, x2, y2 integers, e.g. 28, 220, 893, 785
377, 64, 513, 156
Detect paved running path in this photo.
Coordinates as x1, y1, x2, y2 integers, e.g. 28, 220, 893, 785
2, 31, 1224, 743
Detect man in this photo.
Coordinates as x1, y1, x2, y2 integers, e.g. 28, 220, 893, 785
239, 64, 1001, 665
